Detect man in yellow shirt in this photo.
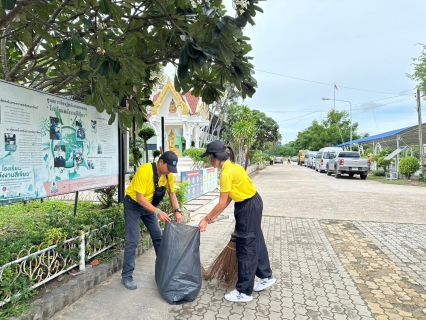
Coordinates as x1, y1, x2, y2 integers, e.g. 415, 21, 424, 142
121, 151, 183, 290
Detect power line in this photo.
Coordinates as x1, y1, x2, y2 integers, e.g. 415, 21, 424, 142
264, 95, 414, 114
277, 111, 323, 122
277, 96, 414, 124
254, 69, 414, 96
353, 96, 413, 113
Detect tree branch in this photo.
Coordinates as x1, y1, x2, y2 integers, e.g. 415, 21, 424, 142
48, 74, 78, 94
1, 25, 12, 76
0, 0, 43, 29
6, 0, 71, 81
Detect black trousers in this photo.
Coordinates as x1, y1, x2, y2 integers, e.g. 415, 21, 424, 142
234, 192, 272, 295
122, 195, 162, 278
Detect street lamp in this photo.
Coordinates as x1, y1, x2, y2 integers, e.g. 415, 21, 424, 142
322, 98, 353, 151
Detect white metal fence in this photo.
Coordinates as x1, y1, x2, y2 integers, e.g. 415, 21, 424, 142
0, 222, 122, 307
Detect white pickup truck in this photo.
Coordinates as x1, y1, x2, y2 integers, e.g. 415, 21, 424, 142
326, 151, 371, 179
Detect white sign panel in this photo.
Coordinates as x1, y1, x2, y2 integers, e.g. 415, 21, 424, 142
0, 80, 119, 204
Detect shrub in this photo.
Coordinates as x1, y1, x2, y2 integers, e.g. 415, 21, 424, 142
398, 156, 420, 179
377, 156, 392, 172
158, 180, 190, 213
0, 200, 125, 316
371, 170, 386, 177
182, 147, 209, 169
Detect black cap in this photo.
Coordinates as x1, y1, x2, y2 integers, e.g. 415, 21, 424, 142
159, 151, 178, 173
201, 140, 226, 157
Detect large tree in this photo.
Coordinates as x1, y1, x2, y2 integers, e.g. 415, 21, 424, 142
409, 43, 426, 96
223, 103, 281, 157
293, 110, 363, 151
0, 0, 263, 130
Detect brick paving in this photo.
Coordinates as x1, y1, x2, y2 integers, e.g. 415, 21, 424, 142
50, 164, 426, 320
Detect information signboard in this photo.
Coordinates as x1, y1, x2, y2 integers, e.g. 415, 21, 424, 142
202, 168, 218, 193
0, 80, 119, 204
181, 170, 203, 200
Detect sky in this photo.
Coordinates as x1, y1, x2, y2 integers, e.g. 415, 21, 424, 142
167, 1, 426, 145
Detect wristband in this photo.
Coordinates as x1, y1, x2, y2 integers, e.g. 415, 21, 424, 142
155, 209, 161, 217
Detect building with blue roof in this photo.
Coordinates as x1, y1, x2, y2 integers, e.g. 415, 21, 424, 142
336, 123, 426, 151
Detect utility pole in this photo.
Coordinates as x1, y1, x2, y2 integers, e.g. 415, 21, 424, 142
417, 88, 424, 175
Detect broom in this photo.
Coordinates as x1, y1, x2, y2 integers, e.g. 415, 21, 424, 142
203, 233, 238, 287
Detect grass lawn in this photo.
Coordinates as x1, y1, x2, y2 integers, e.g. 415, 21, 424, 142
367, 174, 426, 187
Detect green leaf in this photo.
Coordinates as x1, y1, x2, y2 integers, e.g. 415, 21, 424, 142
33, 26, 56, 44
176, 0, 187, 9
90, 55, 101, 69
112, 59, 121, 74
98, 60, 110, 77
217, 18, 227, 31
201, 42, 220, 55
108, 0, 126, 29
78, 70, 90, 79
58, 40, 72, 61
123, 34, 138, 49
179, 43, 189, 65
82, 18, 93, 28
177, 64, 188, 79
71, 34, 83, 56
1, 0, 16, 10
75, 42, 87, 61
186, 42, 199, 58
205, 8, 216, 18
212, 26, 222, 39
22, 30, 32, 47
251, 5, 264, 13
108, 112, 116, 125
93, 92, 104, 113
99, 0, 110, 14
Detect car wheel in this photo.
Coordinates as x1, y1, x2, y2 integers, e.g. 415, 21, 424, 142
335, 171, 341, 178
360, 174, 367, 180
326, 166, 331, 176
348, 173, 354, 177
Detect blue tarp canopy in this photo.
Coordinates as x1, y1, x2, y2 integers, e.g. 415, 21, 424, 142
336, 123, 426, 149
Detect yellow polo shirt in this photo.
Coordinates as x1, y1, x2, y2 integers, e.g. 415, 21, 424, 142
220, 160, 256, 202
125, 162, 174, 203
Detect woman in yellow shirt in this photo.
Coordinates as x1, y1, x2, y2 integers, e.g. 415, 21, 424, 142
199, 141, 275, 302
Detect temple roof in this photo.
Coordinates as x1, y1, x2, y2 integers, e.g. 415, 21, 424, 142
152, 83, 200, 115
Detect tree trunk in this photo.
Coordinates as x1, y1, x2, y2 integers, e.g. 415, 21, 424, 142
244, 146, 251, 171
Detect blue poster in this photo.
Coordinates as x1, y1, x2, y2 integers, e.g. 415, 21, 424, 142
181, 169, 203, 200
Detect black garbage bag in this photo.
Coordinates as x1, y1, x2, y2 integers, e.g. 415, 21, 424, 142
155, 221, 202, 305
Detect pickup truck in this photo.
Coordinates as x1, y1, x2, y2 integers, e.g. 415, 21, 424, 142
326, 151, 371, 179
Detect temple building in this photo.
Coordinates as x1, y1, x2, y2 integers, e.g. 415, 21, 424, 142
144, 78, 210, 156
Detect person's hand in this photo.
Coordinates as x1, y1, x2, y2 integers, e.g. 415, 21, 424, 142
174, 212, 183, 223
199, 218, 208, 232
158, 211, 171, 223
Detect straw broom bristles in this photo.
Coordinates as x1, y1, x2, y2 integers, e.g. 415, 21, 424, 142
203, 234, 238, 287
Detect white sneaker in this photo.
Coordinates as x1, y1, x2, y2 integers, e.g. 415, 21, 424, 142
253, 278, 276, 292
224, 289, 253, 302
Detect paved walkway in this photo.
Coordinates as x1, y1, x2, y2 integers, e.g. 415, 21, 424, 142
52, 164, 426, 320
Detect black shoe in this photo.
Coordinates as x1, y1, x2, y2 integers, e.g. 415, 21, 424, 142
121, 277, 137, 290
